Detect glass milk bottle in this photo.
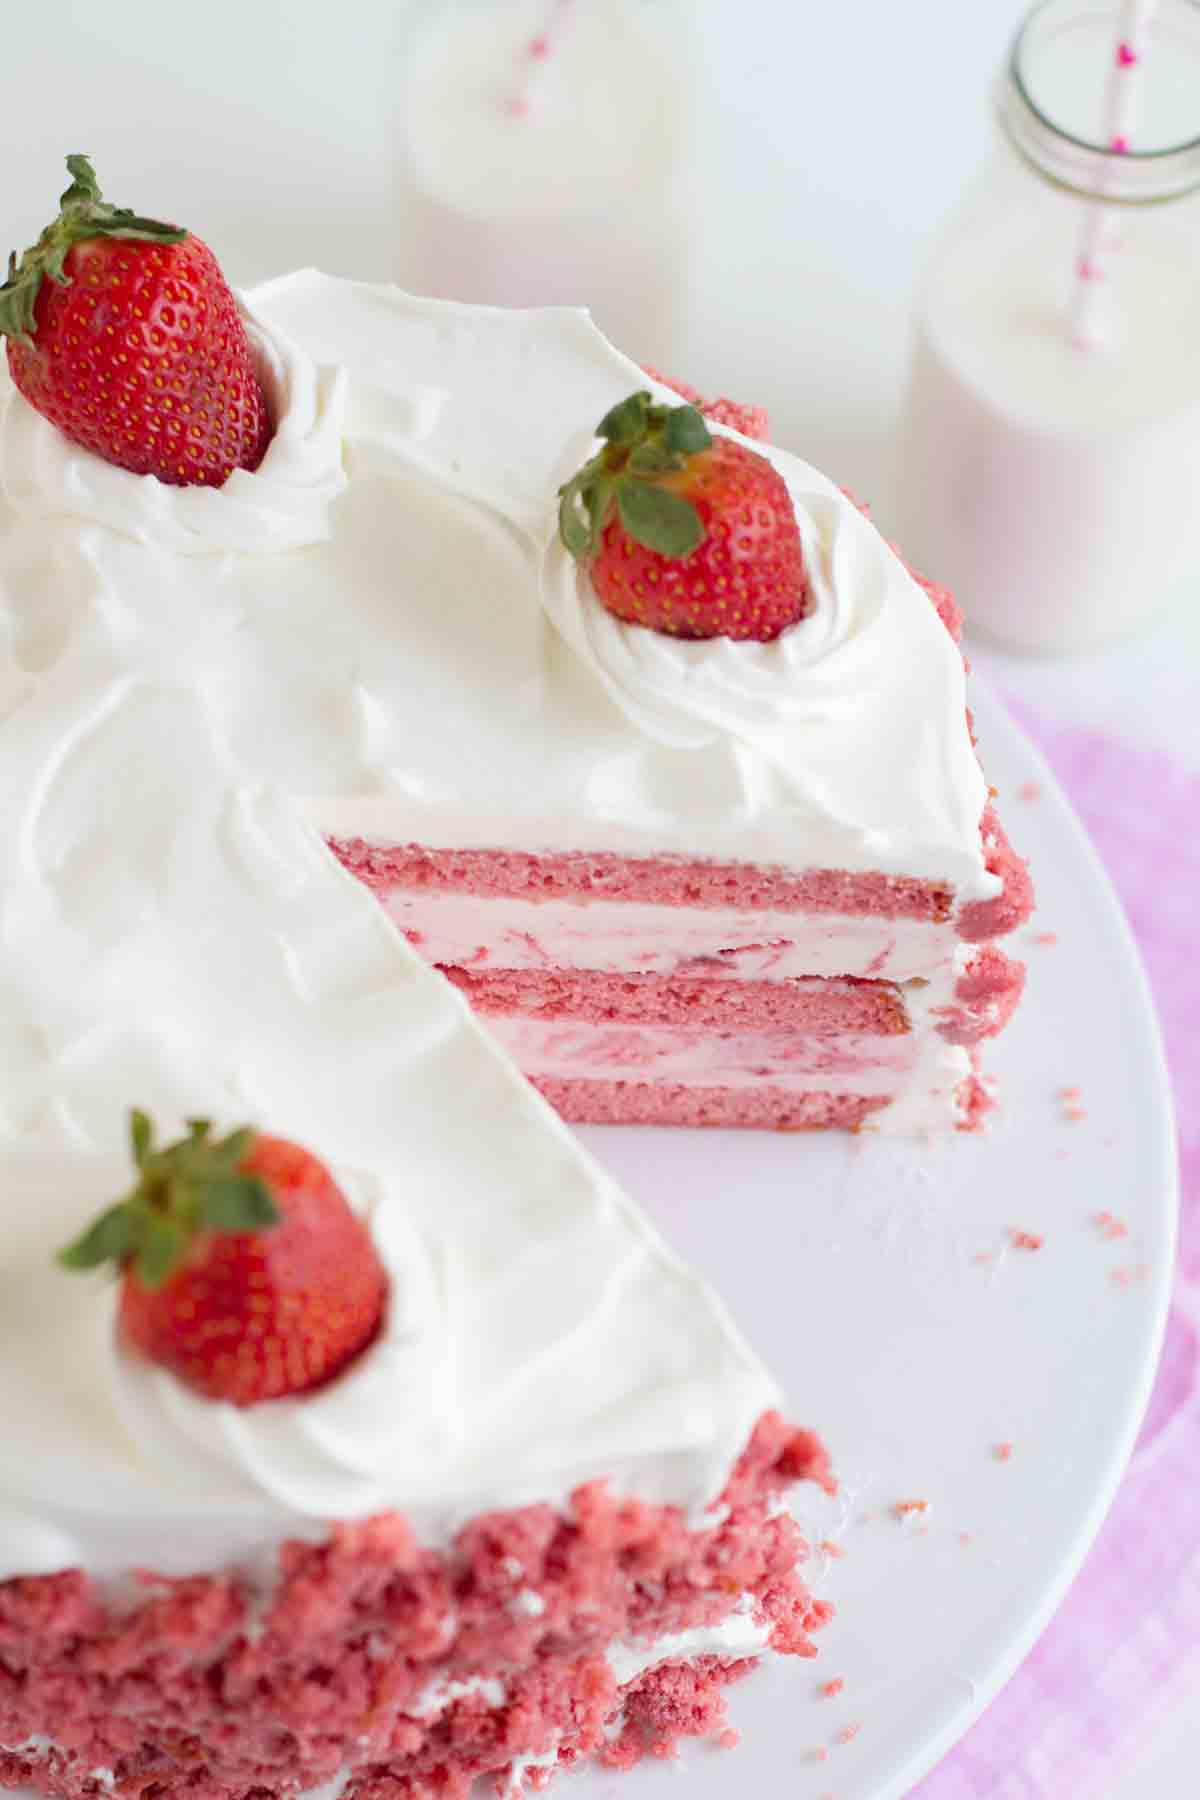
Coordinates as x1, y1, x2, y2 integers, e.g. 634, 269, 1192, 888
390, 0, 693, 366
898, 0, 1200, 653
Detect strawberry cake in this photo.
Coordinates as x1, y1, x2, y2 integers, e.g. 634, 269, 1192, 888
0, 159, 1030, 1800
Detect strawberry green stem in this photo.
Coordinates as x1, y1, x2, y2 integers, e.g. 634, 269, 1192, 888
58, 1110, 279, 1291
558, 391, 713, 563
0, 154, 187, 346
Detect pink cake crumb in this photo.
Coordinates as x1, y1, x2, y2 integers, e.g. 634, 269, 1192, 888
958, 1533, 974, 1548
1032, 931, 1058, 946
958, 1068, 999, 1133
956, 808, 1036, 943
1111, 1264, 1150, 1290
1060, 1089, 1088, 1122
818, 1678, 846, 1699
713, 1727, 740, 1751
1017, 781, 1042, 803
1009, 1230, 1044, 1251
1094, 1211, 1130, 1241
819, 1540, 846, 1560
835, 1722, 862, 1746
806, 1746, 831, 1764
641, 366, 771, 442
892, 1499, 929, 1522
0, 1415, 833, 1800
993, 1442, 1014, 1463
939, 947, 1026, 1046
907, 568, 964, 642
599, 1658, 758, 1774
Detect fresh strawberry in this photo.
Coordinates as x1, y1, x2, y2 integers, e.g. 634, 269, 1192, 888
59, 1112, 387, 1407
0, 155, 270, 488
642, 365, 770, 441
558, 390, 808, 641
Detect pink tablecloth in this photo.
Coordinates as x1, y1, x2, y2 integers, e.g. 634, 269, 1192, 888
917, 714, 1200, 1799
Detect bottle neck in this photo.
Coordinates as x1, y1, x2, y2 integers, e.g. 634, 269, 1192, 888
998, 0, 1200, 205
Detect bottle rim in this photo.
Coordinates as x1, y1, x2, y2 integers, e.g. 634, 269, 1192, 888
1000, 0, 1200, 202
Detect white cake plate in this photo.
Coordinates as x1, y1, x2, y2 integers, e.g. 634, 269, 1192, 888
10, 683, 1175, 1800
573, 678, 1177, 1799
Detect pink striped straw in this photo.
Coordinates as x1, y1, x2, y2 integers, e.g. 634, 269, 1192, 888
504, 0, 578, 119
1070, 0, 1160, 348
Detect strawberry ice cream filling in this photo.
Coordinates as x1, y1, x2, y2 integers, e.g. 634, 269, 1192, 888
331, 840, 1027, 1134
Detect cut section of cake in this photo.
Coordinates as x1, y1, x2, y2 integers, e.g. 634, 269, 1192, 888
334, 819, 1029, 1135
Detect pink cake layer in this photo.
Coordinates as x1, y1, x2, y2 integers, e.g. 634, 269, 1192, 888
534, 1073, 1001, 1131
445, 956, 1024, 1050
532, 1078, 890, 1131
958, 807, 1036, 943
331, 827, 1033, 943
332, 840, 957, 925
0, 1416, 831, 1800
444, 966, 909, 1034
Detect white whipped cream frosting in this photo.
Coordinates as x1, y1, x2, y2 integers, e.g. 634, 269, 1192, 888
1, 271, 994, 890
0, 271, 985, 1582
155, 270, 987, 894
542, 456, 992, 893
0, 308, 347, 556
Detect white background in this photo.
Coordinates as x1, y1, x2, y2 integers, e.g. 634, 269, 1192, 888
2, 2, 1197, 1792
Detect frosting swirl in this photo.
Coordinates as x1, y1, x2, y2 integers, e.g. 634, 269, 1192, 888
0, 304, 347, 556
108, 1170, 457, 1515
